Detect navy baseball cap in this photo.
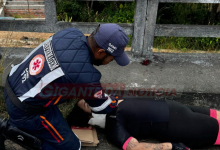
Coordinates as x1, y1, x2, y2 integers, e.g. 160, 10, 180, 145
94, 23, 130, 66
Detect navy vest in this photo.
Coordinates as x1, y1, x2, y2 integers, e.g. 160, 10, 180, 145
8, 28, 102, 106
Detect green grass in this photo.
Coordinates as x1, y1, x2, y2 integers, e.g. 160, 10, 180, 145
127, 35, 132, 47
58, 99, 78, 119
154, 37, 220, 52
13, 14, 37, 19
125, 36, 220, 52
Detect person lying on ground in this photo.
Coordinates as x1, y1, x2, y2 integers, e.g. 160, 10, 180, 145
67, 98, 220, 150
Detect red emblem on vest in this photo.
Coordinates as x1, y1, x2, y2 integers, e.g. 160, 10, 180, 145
29, 54, 45, 75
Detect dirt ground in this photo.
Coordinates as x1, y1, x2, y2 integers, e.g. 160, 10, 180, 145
0, 31, 53, 40
1, 31, 220, 53
0, 31, 133, 51
0, 31, 54, 48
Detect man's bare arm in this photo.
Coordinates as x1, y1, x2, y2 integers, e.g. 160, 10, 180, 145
126, 138, 172, 150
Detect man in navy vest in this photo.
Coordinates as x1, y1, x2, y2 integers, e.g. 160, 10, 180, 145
4, 23, 129, 149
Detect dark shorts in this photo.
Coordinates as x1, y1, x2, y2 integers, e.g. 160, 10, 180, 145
162, 100, 219, 148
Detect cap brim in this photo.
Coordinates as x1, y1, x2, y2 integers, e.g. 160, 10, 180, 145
114, 51, 130, 66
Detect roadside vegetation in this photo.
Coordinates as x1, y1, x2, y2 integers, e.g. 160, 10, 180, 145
56, 1, 220, 52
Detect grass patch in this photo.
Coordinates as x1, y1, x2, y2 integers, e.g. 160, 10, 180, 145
13, 14, 37, 19
127, 36, 220, 52
154, 37, 220, 52
58, 99, 78, 119
127, 35, 132, 47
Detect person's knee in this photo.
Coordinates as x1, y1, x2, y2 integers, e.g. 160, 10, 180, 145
61, 134, 81, 150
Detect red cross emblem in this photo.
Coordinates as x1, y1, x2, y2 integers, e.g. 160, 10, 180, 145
32, 59, 41, 71
29, 54, 45, 75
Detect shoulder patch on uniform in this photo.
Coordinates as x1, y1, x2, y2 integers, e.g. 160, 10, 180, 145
43, 40, 60, 71
29, 54, 45, 75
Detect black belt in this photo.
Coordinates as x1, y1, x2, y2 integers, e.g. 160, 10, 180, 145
5, 76, 48, 115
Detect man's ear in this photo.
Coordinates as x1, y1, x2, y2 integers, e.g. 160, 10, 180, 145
97, 49, 106, 56
93, 48, 106, 59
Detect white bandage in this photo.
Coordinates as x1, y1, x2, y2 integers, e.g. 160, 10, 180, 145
88, 113, 106, 129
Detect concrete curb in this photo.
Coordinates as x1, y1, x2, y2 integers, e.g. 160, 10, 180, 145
1, 47, 220, 95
